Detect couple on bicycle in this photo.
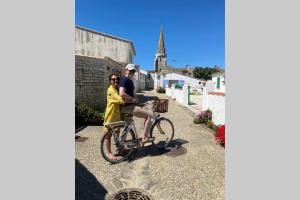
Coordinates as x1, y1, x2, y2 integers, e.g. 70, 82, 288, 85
103, 63, 155, 161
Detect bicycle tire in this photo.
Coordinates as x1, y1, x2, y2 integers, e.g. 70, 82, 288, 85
100, 127, 135, 164
150, 117, 174, 149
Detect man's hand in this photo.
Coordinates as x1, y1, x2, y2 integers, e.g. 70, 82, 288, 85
131, 98, 139, 104
126, 98, 138, 104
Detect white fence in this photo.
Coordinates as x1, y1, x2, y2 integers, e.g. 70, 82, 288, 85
202, 84, 225, 126
165, 84, 188, 106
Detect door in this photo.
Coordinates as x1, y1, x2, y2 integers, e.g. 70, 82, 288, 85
216, 77, 220, 89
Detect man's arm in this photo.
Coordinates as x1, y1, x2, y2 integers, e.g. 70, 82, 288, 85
119, 87, 135, 101
133, 90, 139, 103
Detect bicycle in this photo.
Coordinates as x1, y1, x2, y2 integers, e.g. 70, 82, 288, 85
100, 102, 174, 164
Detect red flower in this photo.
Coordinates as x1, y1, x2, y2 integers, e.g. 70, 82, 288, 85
215, 125, 225, 147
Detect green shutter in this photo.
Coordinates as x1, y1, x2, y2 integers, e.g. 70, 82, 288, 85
217, 77, 220, 89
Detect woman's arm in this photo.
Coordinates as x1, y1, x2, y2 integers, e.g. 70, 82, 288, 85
108, 89, 125, 105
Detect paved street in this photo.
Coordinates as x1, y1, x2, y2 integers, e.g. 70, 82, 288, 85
76, 91, 224, 200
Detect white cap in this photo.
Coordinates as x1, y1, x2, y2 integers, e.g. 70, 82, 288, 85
125, 63, 136, 71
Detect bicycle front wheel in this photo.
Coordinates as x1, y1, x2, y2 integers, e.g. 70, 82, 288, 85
150, 117, 174, 149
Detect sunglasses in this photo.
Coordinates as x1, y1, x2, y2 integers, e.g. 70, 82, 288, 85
111, 78, 119, 81
129, 70, 136, 74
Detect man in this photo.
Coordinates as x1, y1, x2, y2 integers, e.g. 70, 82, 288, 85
119, 64, 154, 145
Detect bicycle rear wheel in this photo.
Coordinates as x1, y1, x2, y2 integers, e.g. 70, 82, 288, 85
100, 127, 135, 164
150, 117, 174, 149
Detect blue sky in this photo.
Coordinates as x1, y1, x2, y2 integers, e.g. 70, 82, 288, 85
76, 0, 224, 70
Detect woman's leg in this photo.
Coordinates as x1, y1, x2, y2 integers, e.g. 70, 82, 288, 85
104, 132, 117, 160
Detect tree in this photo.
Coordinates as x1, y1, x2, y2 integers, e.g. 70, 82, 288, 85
193, 66, 220, 80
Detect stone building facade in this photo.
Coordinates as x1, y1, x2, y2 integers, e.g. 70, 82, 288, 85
75, 26, 136, 111
75, 55, 125, 111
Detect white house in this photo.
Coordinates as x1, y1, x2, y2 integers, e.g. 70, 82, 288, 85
211, 69, 225, 93
154, 72, 205, 93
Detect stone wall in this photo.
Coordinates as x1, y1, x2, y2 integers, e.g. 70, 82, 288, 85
75, 55, 124, 111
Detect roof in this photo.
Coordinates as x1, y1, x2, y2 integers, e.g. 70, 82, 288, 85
211, 69, 225, 77
146, 70, 156, 74
158, 71, 206, 81
75, 25, 136, 55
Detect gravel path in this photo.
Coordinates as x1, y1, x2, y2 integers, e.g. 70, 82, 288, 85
75, 91, 224, 200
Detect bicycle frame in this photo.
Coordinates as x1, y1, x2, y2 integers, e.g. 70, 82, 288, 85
107, 119, 139, 148
107, 108, 161, 148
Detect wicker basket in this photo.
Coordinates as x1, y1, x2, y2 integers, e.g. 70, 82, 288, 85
153, 99, 169, 113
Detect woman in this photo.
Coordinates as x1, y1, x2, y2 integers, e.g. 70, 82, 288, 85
103, 73, 125, 161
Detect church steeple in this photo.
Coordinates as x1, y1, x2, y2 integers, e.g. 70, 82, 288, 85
157, 26, 166, 56
154, 26, 167, 72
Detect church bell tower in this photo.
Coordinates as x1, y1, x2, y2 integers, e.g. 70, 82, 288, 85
154, 26, 167, 72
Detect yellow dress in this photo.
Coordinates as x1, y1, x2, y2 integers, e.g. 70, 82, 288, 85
103, 85, 125, 133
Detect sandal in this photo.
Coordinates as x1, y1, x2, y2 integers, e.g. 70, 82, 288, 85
141, 137, 155, 146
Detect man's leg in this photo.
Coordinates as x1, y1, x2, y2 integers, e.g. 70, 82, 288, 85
132, 106, 154, 140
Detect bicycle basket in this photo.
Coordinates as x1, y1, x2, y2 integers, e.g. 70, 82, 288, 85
153, 99, 169, 113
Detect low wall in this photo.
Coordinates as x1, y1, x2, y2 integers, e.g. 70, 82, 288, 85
165, 84, 188, 106
174, 89, 184, 104
202, 87, 225, 125
208, 94, 225, 125
166, 87, 172, 97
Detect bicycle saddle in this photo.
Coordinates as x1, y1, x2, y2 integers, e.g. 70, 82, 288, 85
122, 113, 133, 117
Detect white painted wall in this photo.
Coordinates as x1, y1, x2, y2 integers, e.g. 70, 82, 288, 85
166, 87, 172, 97
212, 75, 225, 93
149, 73, 155, 89
75, 27, 134, 63
174, 89, 184, 104
202, 86, 225, 126
154, 74, 164, 89
164, 73, 205, 89
139, 69, 148, 91
208, 94, 225, 125
165, 84, 189, 106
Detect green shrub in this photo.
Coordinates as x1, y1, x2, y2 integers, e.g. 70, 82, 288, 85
75, 102, 104, 125
193, 117, 201, 124
156, 86, 166, 93
206, 120, 219, 133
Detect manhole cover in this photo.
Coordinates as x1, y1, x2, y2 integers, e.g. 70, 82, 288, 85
75, 136, 88, 142
107, 188, 154, 200
165, 146, 187, 157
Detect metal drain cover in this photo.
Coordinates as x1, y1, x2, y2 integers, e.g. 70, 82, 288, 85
107, 188, 154, 200
165, 146, 187, 157
75, 136, 88, 142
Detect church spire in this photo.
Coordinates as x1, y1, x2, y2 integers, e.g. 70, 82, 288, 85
157, 25, 166, 56
154, 26, 167, 72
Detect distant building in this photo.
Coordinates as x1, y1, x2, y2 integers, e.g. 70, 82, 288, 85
211, 69, 225, 93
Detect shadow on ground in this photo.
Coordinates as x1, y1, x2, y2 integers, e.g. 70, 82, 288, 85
136, 93, 160, 103
75, 125, 87, 134
76, 159, 108, 200
127, 138, 189, 162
